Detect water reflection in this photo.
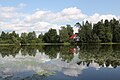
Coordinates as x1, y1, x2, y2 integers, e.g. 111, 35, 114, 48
44, 46, 85, 77
0, 44, 120, 79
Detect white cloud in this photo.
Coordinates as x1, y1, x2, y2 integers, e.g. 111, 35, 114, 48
22, 7, 87, 34
24, 7, 87, 23
0, 20, 59, 35
0, 5, 120, 35
32, 22, 60, 35
0, 6, 17, 20
24, 11, 51, 23
18, 3, 27, 8
84, 13, 119, 23
62, 7, 86, 19
0, 5, 25, 20
53, 7, 86, 22
0, 6, 16, 12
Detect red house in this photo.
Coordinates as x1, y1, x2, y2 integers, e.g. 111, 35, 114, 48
69, 33, 80, 43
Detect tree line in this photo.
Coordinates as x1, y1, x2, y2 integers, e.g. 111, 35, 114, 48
0, 25, 73, 44
77, 18, 120, 43
0, 18, 120, 44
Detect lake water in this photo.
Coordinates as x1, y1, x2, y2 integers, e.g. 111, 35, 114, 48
0, 44, 120, 80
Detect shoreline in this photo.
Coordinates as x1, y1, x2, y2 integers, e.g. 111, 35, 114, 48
0, 43, 120, 46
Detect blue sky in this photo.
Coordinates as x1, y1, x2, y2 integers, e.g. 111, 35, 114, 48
0, 0, 120, 15
0, 0, 120, 34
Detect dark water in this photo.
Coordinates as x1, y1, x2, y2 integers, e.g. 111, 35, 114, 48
0, 44, 120, 80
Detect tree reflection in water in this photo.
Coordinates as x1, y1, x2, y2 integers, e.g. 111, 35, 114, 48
0, 44, 120, 79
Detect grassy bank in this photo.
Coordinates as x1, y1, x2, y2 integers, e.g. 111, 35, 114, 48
0, 43, 70, 46
21, 43, 70, 46
0, 42, 120, 46
0, 44, 16, 46
78, 43, 120, 45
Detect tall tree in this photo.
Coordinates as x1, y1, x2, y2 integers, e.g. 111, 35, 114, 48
43, 28, 58, 43
78, 21, 92, 43
110, 18, 120, 42
21, 32, 28, 44
27, 31, 37, 43
10, 31, 20, 44
1, 31, 6, 40
59, 26, 69, 43
37, 33, 44, 43
93, 20, 105, 42
104, 20, 112, 42
38, 33, 44, 39
66, 25, 73, 37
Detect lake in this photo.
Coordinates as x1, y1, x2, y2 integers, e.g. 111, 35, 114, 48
0, 44, 120, 80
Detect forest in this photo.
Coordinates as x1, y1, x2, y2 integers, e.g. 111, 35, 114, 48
0, 18, 120, 45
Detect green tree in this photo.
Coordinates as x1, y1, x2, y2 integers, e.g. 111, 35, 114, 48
104, 20, 112, 42
1, 31, 7, 40
93, 20, 105, 42
27, 31, 37, 43
92, 33, 100, 43
59, 26, 69, 43
78, 21, 92, 43
66, 24, 73, 37
37, 33, 44, 43
110, 18, 120, 42
38, 33, 44, 40
10, 31, 20, 44
21, 32, 28, 44
43, 28, 58, 43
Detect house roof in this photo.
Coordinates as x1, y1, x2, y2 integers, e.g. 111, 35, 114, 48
70, 34, 77, 39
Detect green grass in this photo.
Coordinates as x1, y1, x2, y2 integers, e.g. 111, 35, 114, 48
21, 43, 70, 45
78, 42, 120, 45
0, 44, 15, 46
0, 42, 120, 46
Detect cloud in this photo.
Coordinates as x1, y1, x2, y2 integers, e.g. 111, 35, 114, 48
0, 20, 59, 35
22, 7, 87, 34
84, 13, 118, 23
62, 7, 86, 19
18, 3, 27, 8
24, 10, 51, 23
0, 6, 16, 20
32, 22, 59, 35
24, 7, 87, 23
53, 7, 87, 22
0, 6, 16, 12
0, 5, 120, 35
0, 4, 26, 20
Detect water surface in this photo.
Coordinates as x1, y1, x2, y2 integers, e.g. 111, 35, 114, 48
0, 44, 120, 80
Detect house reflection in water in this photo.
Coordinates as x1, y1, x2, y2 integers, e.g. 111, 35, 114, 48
44, 46, 88, 77
0, 46, 115, 79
